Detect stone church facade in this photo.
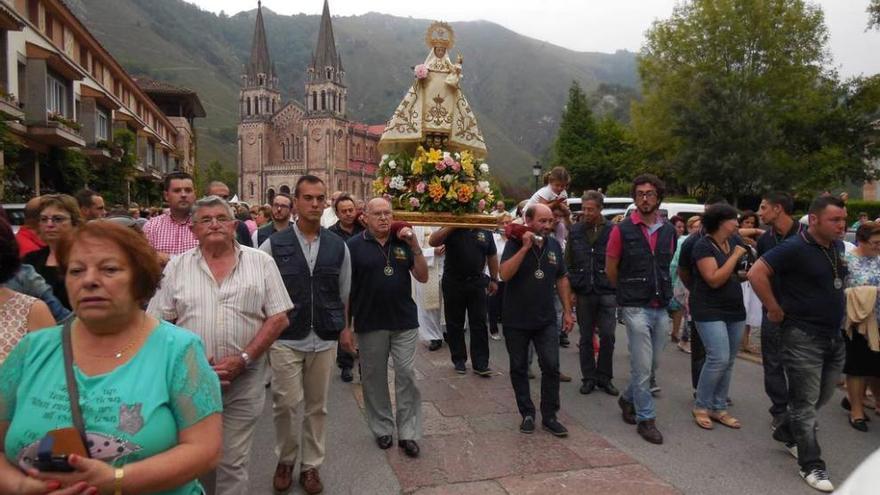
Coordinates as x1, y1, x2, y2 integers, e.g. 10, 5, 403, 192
237, 0, 380, 205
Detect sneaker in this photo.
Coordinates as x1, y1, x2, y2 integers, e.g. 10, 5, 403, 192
618, 397, 637, 425
785, 442, 798, 459
454, 361, 467, 374
559, 333, 570, 348
473, 367, 493, 378
637, 419, 664, 444
428, 339, 442, 351
520, 415, 535, 434
489, 330, 502, 341
340, 367, 353, 383
542, 418, 569, 437
799, 468, 834, 492
649, 378, 661, 395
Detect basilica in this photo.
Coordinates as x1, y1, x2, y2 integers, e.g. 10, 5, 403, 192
237, 0, 381, 205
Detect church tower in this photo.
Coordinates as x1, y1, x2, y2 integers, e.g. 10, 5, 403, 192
238, 1, 280, 203
303, 0, 351, 192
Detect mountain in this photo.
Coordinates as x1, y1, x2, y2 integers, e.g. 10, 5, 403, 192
69, 0, 638, 190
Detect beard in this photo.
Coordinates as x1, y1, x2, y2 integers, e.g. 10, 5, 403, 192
638, 202, 658, 215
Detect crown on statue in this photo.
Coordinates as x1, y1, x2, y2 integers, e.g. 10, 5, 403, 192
425, 21, 455, 49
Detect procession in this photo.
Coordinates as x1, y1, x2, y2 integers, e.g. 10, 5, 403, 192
2, 0, 880, 494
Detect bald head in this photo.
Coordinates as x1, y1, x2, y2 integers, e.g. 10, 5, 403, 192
365, 197, 392, 237
524, 203, 554, 236
207, 182, 231, 200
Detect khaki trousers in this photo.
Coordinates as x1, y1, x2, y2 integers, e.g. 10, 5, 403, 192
269, 343, 336, 469
202, 358, 267, 495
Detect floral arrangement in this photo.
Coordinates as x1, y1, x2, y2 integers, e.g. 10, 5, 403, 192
414, 64, 429, 80
373, 146, 495, 215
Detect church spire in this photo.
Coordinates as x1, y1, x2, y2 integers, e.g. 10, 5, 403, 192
310, 0, 343, 81
248, 0, 274, 80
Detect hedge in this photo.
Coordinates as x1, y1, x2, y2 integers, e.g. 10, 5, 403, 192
844, 200, 880, 224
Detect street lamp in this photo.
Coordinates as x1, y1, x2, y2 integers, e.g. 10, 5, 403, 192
532, 161, 542, 191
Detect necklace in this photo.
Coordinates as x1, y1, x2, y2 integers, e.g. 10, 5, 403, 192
77, 313, 147, 359
803, 232, 842, 290
375, 238, 394, 276
531, 243, 548, 279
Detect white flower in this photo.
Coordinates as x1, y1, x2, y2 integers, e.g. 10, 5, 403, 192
390, 175, 406, 190
454, 152, 461, 160
479, 163, 490, 174
478, 180, 491, 193
382, 154, 389, 163
443, 174, 454, 183
443, 151, 451, 160
388, 160, 397, 169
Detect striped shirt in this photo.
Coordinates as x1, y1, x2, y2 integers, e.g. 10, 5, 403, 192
146, 244, 294, 360
143, 212, 199, 256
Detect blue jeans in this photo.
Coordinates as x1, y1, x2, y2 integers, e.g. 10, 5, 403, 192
694, 320, 746, 411
504, 324, 560, 420
621, 307, 669, 422
773, 326, 845, 471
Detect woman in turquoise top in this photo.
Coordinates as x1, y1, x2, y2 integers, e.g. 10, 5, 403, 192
0, 222, 222, 495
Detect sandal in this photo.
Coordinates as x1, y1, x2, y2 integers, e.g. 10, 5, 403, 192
709, 411, 741, 429
692, 409, 713, 430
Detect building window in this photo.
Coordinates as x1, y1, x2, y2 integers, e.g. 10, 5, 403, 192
249, 182, 255, 196
326, 68, 332, 80
46, 74, 67, 116
312, 91, 317, 111
95, 107, 109, 141
321, 91, 326, 111
146, 142, 155, 168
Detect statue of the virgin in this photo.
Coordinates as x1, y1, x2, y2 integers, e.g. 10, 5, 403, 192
379, 22, 487, 157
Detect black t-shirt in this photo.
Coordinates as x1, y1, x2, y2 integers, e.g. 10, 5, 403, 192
347, 231, 419, 333
328, 221, 365, 241
501, 237, 567, 329
442, 228, 497, 283
678, 231, 702, 291
761, 231, 847, 337
22, 247, 70, 310
690, 236, 746, 322
756, 220, 803, 258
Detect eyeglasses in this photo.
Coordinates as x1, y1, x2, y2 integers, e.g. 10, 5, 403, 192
196, 216, 233, 225
635, 191, 658, 199
40, 215, 71, 224
272, 203, 291, 209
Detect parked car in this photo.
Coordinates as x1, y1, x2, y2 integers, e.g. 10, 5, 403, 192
624, 202, 705, 222
1, 203, 25, 233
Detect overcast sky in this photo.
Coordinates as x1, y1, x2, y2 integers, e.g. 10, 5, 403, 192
187, 0, 880, 78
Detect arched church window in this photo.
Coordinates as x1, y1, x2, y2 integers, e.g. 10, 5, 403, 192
246, 97, 251, 116
326, 68, 332, 80
280, 185, 291, 195
321, 91, 326, 111
332, 92, 337, 112
312, 92, 317, 111
267, 188, 276, 204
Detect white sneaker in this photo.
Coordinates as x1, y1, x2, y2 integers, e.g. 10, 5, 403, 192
784, 442, 798, 459
800, 468, 834, 492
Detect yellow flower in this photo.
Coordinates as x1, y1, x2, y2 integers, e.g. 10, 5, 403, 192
411, 157, 424, 174
457, 183, 474, 203
460, 150, 475, 177
428, 177, 445, 202
427, 148, 443, 164
446, 181, 458, 200
372, 178, 386, 195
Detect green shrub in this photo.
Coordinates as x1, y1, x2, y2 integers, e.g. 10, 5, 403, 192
843, 200, 880, 224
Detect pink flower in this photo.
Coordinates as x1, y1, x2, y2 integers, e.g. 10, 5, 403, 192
478, 199, 486, 211
435, 161, 447, 171
409, 197, 421, 208
384, 177, 391, 185
451, 162, 461, 172
416, 181, 427, 193
414, 64, 429, 80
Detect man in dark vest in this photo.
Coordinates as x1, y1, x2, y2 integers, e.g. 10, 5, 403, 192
328, 193, 364, 382
253, 192, 294, 248
606, 174, 677, 445
566, 190, 618, 396
259, 175, 351, 495
428, 225, 499, 375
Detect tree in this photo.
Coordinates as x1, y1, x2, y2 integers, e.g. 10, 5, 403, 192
198, 159, 237, 195
870, 0, 880, 29
632, 0, 876, 202
552, 81, 642, 192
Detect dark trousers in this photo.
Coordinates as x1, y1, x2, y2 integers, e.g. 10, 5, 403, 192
337, 341, 354, 369
689, 320, 705, 389
772, 326, 845, 471
761, 318, 789, 419
576, 293, 617, 383
488, 282, 505, 333
504, 323, 560, 420
443, 279, 490, 370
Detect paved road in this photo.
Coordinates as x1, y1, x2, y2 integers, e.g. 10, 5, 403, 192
246, 323, 879, 494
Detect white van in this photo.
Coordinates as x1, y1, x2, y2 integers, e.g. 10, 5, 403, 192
568, 196, 633, 221
624, 202, 705, 221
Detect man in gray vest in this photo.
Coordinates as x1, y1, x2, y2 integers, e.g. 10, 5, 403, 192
606, 174, 677, 445
259, 175, 352, 495
566, 190, 618, 396
253, 192, 294, 248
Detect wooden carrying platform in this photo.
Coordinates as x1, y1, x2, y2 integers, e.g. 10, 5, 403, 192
392, 211, 498, 228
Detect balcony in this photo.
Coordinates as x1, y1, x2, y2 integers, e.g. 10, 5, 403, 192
27, 117, 85, 148
0, 94, 24, 121
81, 143, 117, 165
137, 166, 162, 181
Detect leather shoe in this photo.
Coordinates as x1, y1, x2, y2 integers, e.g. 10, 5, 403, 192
428, 339, 442, 351
398, 439, 420, 457
376, 435, 393, 450
559, 372, 573, 382
559, 334, 570, 348
340, 367, 353, 383
542, 418, 569, 437
299, 468, 323, 495
598, 380, 620, 396
618, 397, 636, 425
579, 380, 596, 395
273, 463, 294, 492
637, 419, 664, 444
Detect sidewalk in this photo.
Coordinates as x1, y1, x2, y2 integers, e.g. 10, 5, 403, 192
351, 342, 680, 494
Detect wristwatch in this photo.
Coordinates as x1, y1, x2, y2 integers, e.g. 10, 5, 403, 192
240, 352, 252, 366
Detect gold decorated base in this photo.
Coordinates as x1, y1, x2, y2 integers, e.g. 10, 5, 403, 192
393, 211, 498, 228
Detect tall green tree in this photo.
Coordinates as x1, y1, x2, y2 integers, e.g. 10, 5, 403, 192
632, 0, 876, 201
870, 0, 880, 29
198, 159, 237, 195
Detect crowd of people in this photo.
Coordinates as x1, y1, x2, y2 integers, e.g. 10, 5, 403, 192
0, 167, 875, 494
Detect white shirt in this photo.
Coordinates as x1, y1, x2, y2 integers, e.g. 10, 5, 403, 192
320, 207, 338, 228
146, 244, 294, 361
526, 185, 568, 209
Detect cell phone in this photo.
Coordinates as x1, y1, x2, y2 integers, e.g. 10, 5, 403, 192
33, 428, 88, 472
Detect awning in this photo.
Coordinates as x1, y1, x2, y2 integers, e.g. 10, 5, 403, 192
26, 42, 86, 81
